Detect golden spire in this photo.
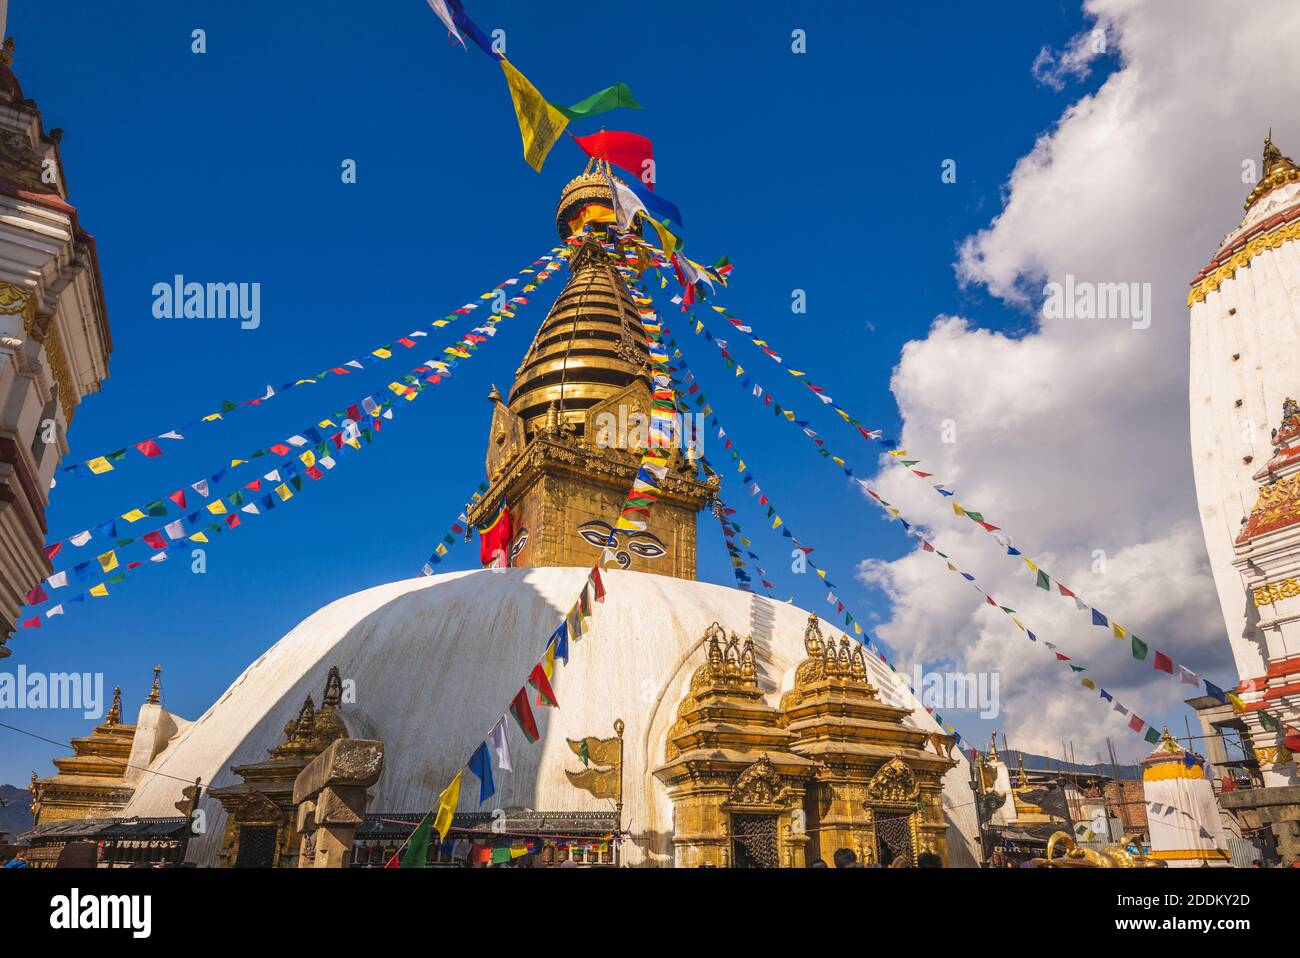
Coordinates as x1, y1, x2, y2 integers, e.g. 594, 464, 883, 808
0, 38, 14, 67
988, 731, 1001, 762
1245, 130, 1300, 210
105, 686, 122, 726
506, 194, 649, 443
146, 665, 162, 704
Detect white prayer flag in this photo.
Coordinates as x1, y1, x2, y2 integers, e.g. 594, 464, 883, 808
489, 715, 513, 771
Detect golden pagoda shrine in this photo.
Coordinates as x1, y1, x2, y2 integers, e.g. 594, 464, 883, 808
467, 161, 715, 578
655, 615, 957, 866
29, 685, 135, 825
208, 666, 349, 868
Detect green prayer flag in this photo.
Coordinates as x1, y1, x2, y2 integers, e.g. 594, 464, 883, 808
1035, 570, 1051, 590
220, 400, 238, 413
1144, 727, 1161, 744
399, 813, 433, 868
1260, 710, 1281, 732
1131, 635, 1149, 661
551, 81, 641, 121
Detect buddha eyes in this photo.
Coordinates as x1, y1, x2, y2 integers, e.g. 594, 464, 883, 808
575, 522, 665, 559
578, 521, 618, 548
510, 529, 529, 560
626, 533, 666, 558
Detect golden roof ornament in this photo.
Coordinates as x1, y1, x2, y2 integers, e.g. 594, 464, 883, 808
0, 38, 14, 67
146, 665, 162, 704
105, 686, 122, 726
1245, 130, 1300, 210
988, 731, 1001, 763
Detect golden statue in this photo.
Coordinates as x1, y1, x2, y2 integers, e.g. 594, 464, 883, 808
1041, 831, 1165, 868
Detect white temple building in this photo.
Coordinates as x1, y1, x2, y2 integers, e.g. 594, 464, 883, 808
0, 24, 111, 652
1187, 133, 1300, 863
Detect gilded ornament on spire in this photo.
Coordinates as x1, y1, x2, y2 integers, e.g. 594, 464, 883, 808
1245, 130, 1300, 210
105, 686, 122, 726
146, 665, 162, 704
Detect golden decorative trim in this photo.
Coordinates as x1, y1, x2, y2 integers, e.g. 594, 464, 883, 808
1143, 762, 1209, 782
1147, 848, 1231, 861
1188, 220, 1300, 306
1254, 577, 1300, 607
0, 281, 34, 320
41, 317, 79, 424
1253, 745, 1292, 768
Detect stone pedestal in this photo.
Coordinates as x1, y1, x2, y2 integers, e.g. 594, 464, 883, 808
292, 738, 384, 869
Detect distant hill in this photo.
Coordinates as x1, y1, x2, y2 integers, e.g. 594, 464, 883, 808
0, 784, 34, 840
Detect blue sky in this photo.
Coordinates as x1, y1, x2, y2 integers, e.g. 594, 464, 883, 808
0, 0, 1107, 784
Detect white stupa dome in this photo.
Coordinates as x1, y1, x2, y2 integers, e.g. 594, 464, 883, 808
122, 567, 980, 866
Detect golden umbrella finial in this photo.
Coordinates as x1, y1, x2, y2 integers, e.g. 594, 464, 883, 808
146, 665, 162, 704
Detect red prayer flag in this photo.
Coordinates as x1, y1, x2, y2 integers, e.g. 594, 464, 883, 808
509, 687, 540, 742
1128, 714, 1144, 733
529, 662, 558, 708
477, 500, 512, 569
135, 439, 163, 458
168, 489, 187, 509
589, 565, 605, 602
1153, 651, 1174, 674
44, 541, 62, 562
26, 584, 47, 605
225, 514, 240, 529
1285, 725, 1300, 754
269, 443, 291, 456
572, 130, 655, 188
21, 615, 40, 628
1220, 775, 1236, 793
143, 531, 167, 551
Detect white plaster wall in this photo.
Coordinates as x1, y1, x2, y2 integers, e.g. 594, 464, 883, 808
1188, 200, 1300, 680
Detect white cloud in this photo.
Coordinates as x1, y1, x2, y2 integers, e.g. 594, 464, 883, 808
859, 0, 1300, 760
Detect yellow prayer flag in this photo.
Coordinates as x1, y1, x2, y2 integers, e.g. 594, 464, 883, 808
299, 450, 315, 468
201, 413, 222, 422
499, 58, 568, 173
1227, 692, 1246, 714
542, 641, 556, 681
86, 457, 114, 475
1082, 677, 1097, 690
189, 532, 208, 543
121, 509, 147, 523
953, 503, 966, 517
772, 516, 782, 529
89, 583, 109, 597
372, 347, 392, 359
1023, 558, 1037, 572
853, 623, 862, 635
275, 483, 293, 502
97, 550, 118, 572
433, 771, 463, 842
206, 500, 227, 515
1112, 623, 1126, 640
230, 459, 247, 467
